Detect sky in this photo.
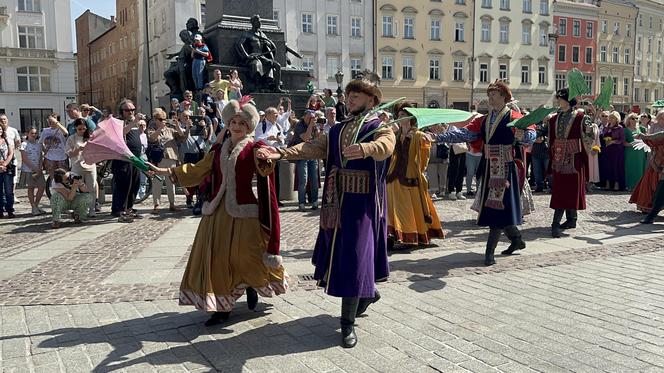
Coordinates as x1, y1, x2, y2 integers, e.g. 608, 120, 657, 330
70, 0, 116, 52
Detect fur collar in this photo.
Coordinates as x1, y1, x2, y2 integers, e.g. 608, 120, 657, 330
201, 136, 259, 218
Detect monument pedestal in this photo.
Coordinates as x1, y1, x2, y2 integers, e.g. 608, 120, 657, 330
278, 160, 296, 201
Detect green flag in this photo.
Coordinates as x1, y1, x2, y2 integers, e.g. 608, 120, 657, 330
403, 108, 474, 128
653, 99, 664, 108
593, 77, 614, 110
507, 106, 557, 129
566, 69, 591, 100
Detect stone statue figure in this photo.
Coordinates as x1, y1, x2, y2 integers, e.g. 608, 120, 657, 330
235, 15, 285, 93
164, 18, 202, 98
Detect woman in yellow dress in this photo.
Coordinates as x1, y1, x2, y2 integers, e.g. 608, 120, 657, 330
151, 99, 288, 326
387, 102, 445, 248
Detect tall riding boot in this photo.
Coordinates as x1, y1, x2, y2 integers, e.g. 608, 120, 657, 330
356, 289, 381, 317
485, 228, 502, 266
560, 209, 577, 229
340, 297, 360, 348
643, 181, 664, 223
246, 287, 258, 310
551, 209, 564, 238
501, 225, 526, 255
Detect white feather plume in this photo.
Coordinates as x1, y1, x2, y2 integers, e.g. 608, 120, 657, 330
632, 139, 652, 152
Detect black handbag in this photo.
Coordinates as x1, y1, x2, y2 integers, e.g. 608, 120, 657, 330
146, 143, 165, 164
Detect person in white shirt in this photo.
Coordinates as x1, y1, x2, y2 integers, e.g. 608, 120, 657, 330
19, 127, 46, 215
276, 97, 292, 134
323, 107, 339, 134
0, 114, 21, 200
255, 107, 286, 206
39, 113, 69, 177
214, 89, 228, 129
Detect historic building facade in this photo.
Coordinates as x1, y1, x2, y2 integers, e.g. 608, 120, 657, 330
552, 0, 599, 100
274, 0, 374, 93
632, 0, 664, 112
0, 0, 76, 132
75, 0, 140, 113
471, 0, 555, 111
374, 0, 474, 108
595, 0, 637, 112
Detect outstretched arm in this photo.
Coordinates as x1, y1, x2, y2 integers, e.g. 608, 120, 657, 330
433, 126, 480, 144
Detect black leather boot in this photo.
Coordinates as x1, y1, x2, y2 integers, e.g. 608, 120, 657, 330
485, 228, 501, 266
246, 287, 258, 310
560, 209, 577, 229
204, 311, 231, 326
340, 297, 359, 348
501, 225, 526, 255
356, 289, 381, 317
551, 209, 564, 238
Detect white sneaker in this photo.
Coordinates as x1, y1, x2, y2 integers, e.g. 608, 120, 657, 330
456, 192, 466, 200
448, 193, 457, 201
431, 193, 438, 200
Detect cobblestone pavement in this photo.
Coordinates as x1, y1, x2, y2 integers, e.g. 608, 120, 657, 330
1, 189, 664, 372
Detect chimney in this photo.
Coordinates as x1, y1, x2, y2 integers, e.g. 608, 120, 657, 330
110, 15, 116, 23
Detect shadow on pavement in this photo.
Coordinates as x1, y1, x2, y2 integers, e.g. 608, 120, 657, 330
389, 252, 486, 293
0, 309, 339, 372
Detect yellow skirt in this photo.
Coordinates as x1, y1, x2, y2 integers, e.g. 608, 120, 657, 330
179, 197, 288, 312
387, 181, 445, 245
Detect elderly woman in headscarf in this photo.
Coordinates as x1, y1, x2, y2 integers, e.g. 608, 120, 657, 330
151, 98, 287, 326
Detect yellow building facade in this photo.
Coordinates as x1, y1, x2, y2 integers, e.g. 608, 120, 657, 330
596, 0, 637, 112
375, 1, 474, 109
632, 1, 664, 113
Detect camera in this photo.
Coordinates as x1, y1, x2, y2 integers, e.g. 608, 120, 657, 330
316, 117, 326, 124
68, 174, 82, 183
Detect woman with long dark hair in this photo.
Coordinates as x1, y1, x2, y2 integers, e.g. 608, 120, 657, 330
66, 118, 97, 217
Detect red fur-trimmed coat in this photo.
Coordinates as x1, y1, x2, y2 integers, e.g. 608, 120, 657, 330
176, 136, 281, 263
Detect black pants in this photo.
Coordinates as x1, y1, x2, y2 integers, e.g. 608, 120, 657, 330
447, 149, 466, 194
111, 161, 140, 214
275, 162, 281, 201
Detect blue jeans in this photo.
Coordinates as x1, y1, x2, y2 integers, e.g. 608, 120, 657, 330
296, 160, 319, 205
192, 59, 206, 90
465, 153, 482, 193
0, 172, 15, 213
531, 155, 549, 190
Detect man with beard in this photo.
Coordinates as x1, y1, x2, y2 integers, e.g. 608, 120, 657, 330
256, 74, 395, 349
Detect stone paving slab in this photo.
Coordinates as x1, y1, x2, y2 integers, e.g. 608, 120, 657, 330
1, 250, 663, 372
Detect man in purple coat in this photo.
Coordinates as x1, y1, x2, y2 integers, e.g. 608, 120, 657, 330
257, 74, 395, 348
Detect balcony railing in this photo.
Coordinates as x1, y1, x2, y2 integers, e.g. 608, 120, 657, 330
0, 48, 56, 59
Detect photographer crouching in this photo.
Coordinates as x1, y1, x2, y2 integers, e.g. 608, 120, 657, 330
178, 109, 209, 214
50, 168, 90, 229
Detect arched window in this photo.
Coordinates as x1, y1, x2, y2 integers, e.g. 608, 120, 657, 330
17, 66, 50, 92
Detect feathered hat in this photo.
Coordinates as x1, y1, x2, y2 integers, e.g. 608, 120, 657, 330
487, 80, 512, 103
221, 96, 260, 132
345, 70, 382, 106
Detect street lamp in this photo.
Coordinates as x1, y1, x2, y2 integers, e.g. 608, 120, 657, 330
335, 70, 344, 96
